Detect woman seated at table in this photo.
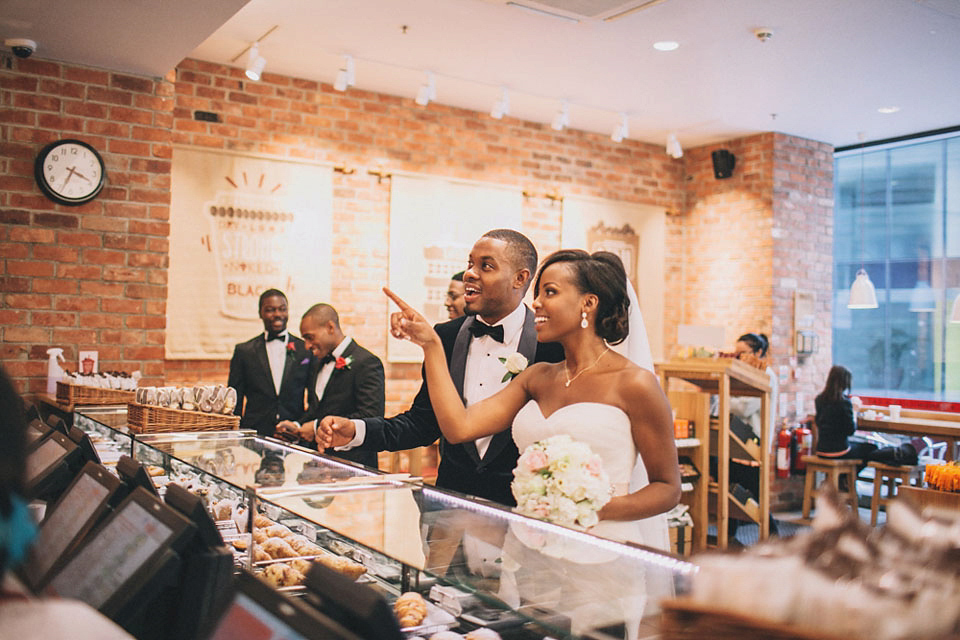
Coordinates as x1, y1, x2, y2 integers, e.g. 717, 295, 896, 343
815, 366, 921, 474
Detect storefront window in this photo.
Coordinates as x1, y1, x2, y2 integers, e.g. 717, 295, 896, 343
833, 132, 960, 402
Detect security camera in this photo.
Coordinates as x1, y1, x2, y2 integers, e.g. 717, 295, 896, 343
5, 38, 37, 59
754, 28, 773, 42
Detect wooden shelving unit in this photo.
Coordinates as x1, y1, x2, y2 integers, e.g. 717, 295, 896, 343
669, 390, 711, 553
657, 358, 772, 550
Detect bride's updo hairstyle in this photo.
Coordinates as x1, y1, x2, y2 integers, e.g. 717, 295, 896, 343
534, 249, 629, 345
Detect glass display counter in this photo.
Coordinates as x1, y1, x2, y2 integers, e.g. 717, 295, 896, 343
75, 407, 697, 639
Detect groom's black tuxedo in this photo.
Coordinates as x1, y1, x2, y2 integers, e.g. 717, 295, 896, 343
228, 334, 313, 436
300, 340, 384, 468
358, 307, 563, 506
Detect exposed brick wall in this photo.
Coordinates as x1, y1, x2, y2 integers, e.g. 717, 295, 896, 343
1, 57, 688, 409
1, 58, 174, 392
771, 133, 834, 419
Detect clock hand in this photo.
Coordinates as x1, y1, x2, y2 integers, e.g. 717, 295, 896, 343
71, 168, 91, 182
60, 166, 78, 190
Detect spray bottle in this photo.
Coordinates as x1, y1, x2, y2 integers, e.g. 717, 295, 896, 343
46, 347, 65, 395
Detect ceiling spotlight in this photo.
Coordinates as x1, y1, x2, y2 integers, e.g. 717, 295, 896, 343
653, 40, 679, 51
245, 42, 266, 81
490, 87, 510, 120
877, 106, 900, 114
611, 113, 629, 143
666, 132, 683, 158
333, 54, 355, 92
551, 101, 569, 131
415, 71, 436, 107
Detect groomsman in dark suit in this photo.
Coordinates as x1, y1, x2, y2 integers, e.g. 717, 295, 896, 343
318, 229, 563, 506
275, 303, 384, 468
228, 289, 313, 436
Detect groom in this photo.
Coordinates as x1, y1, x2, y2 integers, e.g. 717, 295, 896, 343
317, 229, 563, 506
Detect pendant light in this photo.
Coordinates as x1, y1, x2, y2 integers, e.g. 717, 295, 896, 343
848, 133, 878, 309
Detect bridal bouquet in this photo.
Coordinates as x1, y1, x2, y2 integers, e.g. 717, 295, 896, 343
511, 434, 613, 528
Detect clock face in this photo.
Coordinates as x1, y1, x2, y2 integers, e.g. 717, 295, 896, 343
34, 139, 106, 206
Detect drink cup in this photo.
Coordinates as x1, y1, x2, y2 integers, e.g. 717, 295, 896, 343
889, 404, 902, 420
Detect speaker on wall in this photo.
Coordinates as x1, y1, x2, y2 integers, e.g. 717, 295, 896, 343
711, 149, 736, 179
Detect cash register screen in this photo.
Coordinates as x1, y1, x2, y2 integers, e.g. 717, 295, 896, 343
47, 498, 174, 608
210, 592, 309, 640
25, 437, 68, 485
28, 471, 112, 583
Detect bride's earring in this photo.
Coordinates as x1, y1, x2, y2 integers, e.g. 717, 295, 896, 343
580, 311, 588, 329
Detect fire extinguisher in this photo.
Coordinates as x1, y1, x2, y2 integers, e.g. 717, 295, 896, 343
776, 425, 793, 478
793, 423, 813, 473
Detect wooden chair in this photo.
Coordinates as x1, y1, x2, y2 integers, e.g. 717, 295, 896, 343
801, 455, 861, 520
867, 461, 924, 526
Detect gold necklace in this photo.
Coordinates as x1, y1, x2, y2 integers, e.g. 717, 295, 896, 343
564, 347, 609, 388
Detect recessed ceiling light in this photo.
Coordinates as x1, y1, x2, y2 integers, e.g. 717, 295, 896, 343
653, 41, 679, 51
877, 106, 900, 114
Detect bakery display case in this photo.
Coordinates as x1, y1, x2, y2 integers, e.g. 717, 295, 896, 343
73, 407, 698, 639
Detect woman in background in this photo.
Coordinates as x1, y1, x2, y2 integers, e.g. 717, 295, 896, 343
727, 332, 779, 539
814, 365, 876, 470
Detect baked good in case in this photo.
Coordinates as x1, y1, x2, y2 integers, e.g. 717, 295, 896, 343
262, 562, 305, 587
262, 537, 297, 559
253, 513, 272, 528
252, 529, 268, 544
394, 592, 428, 628
264, 524, 293, 539
252, 545, 271, 563
314, 553, 366, 579
465, 630, 501, 640
288, 558, 313, 574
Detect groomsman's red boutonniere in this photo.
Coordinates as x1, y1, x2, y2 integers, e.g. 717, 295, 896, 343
335, 356, 353, 370
286, 342, 296, 354
499, 353, 528, 382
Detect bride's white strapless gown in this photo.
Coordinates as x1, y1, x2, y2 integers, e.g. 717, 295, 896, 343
499, 401, 673, 638
512, 400, 670, 551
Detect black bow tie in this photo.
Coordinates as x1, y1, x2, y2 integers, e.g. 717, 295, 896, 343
319, 354, 336, 365
266, 332, 286, 342
468, 322, 504, 343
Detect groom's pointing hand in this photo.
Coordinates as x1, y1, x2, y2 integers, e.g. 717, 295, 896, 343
383, 287, 439, 347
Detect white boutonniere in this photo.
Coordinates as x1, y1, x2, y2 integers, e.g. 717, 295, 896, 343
499, 352, 528, 383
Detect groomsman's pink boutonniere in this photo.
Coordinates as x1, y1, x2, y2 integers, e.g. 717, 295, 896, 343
335, 356, 353, 370
499, 353, 528, 382
286, 342, 296, 353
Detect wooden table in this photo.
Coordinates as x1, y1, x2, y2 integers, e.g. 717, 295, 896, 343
857, 414, 960, 461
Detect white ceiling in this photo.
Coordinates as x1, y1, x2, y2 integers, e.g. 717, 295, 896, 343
3, 0, 960, 149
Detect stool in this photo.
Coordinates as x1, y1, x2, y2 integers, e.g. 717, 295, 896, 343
801, 456, 861, 519
868, 461, 924, 526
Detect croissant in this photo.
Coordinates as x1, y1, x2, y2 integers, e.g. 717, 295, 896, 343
253, 513, 272, 528
394, 592, 427, 628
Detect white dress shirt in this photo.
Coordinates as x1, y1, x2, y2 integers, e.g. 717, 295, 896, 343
314, 337, 352, 400
462, 303, 526, 458
263, 331, 289, 394
340, 303, 527, 457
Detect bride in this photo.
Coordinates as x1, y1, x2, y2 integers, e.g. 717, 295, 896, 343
385, 249, 680, 546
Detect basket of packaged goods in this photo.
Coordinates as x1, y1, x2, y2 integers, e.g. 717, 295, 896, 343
127, 384, 239, 433
56, 378, 137, 405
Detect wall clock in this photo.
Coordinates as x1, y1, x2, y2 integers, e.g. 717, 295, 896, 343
34, 139, 106, 206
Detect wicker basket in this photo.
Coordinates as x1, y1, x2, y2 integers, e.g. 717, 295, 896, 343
126, 402, 239, 433
660, 599, 847, 640
56, 381, 136, 406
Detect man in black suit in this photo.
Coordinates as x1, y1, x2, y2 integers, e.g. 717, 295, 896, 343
275, 304, 384, 468
318, 229, 563, 506
228, 289, 313, 436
